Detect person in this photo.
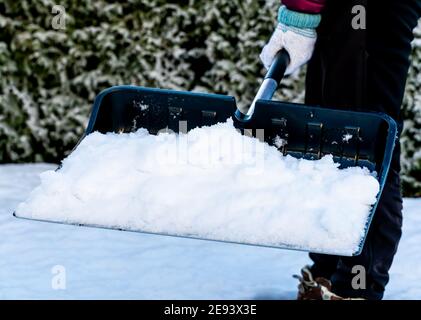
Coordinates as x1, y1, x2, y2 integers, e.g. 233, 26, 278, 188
260, 0, 421, 300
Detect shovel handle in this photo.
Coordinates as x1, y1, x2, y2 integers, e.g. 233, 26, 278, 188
235, 49, 290, 122
265, 48, 291, 84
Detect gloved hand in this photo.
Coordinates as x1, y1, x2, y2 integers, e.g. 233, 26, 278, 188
260, 5, 321, 75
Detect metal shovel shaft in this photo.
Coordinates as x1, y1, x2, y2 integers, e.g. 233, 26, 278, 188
235, 49, 290, 121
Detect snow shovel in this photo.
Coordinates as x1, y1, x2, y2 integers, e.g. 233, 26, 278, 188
15, 49, 397, 256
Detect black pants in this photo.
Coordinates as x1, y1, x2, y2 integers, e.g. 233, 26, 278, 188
305, 0, 421, 300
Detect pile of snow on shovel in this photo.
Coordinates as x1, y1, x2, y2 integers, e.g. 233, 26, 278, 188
16, 120, 380, 255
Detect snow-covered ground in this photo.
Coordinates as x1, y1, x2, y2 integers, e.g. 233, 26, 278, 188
0, 164, 420, 299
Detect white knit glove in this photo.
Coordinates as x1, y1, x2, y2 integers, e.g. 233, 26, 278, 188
260, 23, 317, 75
260, 6, 321, 75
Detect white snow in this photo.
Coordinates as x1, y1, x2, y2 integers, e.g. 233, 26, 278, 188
342, 134, 353, 143
273, 135, 287, 149
16, 121, 379, 255
0, 164, 420, 299
133, 100, 149, 111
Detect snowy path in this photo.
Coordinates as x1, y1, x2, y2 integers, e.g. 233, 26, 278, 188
0, 164, 419, 299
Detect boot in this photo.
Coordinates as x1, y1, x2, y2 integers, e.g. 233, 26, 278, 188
294, 265, 364, 300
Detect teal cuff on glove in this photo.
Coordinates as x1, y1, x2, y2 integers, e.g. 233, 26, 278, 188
277, 23, 317, 38
278, 5, 321, 29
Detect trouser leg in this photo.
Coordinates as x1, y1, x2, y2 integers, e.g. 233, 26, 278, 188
305, 0, 421, 299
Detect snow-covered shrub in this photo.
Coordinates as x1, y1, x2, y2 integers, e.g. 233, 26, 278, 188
0, 0, 304, 164
401, 22, 421, 196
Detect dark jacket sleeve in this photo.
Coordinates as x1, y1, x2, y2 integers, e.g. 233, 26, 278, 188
282, 0, 326, 14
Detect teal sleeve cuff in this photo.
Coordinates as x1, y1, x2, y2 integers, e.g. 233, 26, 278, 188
278, 5, 321, 29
